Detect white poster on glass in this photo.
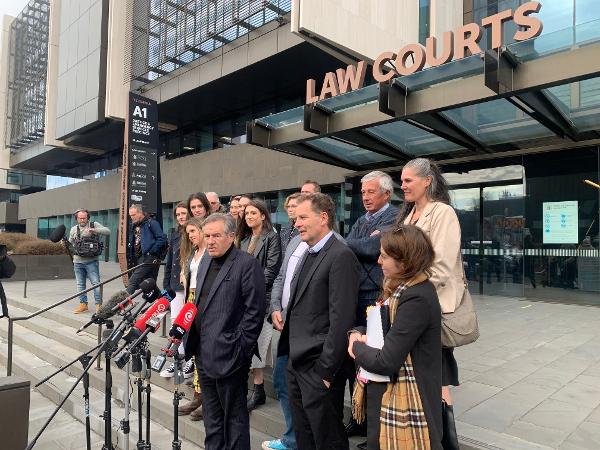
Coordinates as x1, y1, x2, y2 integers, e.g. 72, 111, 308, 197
542, 201, 578, 244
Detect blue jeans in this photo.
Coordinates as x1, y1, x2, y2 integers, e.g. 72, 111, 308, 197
74, 260, 101, 305
273, 355, 297, 449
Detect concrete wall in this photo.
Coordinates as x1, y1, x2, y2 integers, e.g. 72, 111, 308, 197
292, 0, 419, 63
0, 16, 14, 186
104, 0, 129, 121
0, 202, 22, 225
54, 0, 108, 139
18, 144, 348, 221
291, 0, 464, 63
140, 19, 304, 105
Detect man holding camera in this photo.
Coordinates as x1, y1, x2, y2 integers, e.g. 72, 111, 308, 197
69, 208, 110, 314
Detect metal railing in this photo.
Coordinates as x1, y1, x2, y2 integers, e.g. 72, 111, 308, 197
5, 261, 164, 376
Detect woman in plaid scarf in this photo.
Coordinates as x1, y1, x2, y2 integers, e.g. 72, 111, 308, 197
348, 225, 443, 450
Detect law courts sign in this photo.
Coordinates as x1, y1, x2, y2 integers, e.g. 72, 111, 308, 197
306, 1, 543, 104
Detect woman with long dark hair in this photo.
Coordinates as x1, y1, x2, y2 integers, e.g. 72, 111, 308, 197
159, 202, 192, 378
236, 199, 282, 411
348, 225, 443, 449
396, 158, 463, 450
187, 192, 211, 219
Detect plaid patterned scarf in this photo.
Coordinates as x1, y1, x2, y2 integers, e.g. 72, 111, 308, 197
352, 274, 431, 450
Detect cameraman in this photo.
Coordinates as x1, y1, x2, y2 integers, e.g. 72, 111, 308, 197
69, 209, 110, 314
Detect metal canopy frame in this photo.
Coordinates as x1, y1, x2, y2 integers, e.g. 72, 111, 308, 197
248, 40, 600, 170
129, 0, 292, 83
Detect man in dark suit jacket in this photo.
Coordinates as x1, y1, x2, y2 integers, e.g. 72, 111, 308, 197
185, 213, 265, 450
278, 193, 360, 450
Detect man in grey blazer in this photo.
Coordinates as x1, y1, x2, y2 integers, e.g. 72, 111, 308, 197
344, 170, 398, 440
278, 193, 360, 450
185, 213, 266, 450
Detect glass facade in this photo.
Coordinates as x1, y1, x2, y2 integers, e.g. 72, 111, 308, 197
418, 0, 430, 45
37, 184, 345, 261
344, 147, 600, 305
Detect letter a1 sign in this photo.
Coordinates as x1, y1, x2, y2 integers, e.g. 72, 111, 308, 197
126, 93, 159, 215
117, 92, 162, 280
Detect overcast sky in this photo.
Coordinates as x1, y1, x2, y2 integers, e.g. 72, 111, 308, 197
0, 0, 27, 20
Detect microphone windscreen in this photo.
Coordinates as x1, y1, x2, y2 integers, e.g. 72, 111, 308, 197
134, 297, 170, 331
96, 291, 129, 319
171, 303, 197, 337
48, 224, 67, 243
140, 278, 161, 302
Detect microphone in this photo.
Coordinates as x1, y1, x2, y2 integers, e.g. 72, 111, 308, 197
140, 278, 162, 302
48, 224, 67, 243
76, 291, 130, 334
113, 291, 174, 368
151, 304, 197, 372
108, 289, 144, 314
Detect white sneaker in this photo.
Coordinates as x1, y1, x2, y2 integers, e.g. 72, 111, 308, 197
182, 359, 195, 379
159, 363, 175, 378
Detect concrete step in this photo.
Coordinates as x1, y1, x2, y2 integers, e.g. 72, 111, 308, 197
0, 339, 202, 450
0, 305, 287, 445
8, 296, 281, 400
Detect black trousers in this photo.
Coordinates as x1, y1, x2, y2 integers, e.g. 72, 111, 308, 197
366, 382, 387, 450
126, 255, 160, 294
198, 364, 250, 450
287, 362, 349, 450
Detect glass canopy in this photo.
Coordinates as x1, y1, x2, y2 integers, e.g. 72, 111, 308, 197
251, 19, 600, 170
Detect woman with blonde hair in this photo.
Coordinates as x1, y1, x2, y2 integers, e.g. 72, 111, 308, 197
349, 225, 442, 449
176, 215, 208, 420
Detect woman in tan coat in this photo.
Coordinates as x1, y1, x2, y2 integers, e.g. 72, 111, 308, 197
395, 158, 463, 450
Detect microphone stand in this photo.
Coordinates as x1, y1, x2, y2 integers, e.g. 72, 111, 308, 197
171, 353, 185, 450
132, 340, 152, 450
120, 358, 132, 450
25, 299, 149, 450
144, 348, 153, 450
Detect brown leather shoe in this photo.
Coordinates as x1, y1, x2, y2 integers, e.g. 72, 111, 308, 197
190, 404, 203, 421
96, 303, 102, 314
74, 303, 88, 314
178, 392, 201, 416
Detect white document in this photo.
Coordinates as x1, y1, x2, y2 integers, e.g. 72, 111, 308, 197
358, 305, 390, 383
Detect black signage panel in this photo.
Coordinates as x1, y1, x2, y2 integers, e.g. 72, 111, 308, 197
127, 92, 160, 215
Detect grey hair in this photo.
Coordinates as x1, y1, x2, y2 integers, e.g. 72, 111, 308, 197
361, 170, 393, 194
129, 204, 144, 213
206, 192, 220, 202
202, 213, 236, 234
396, 158, 450, 224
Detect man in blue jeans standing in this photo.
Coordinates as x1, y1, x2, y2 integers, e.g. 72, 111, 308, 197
68, 209, 110, 314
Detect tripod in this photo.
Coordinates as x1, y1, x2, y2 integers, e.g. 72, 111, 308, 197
27, 298, 149, 450
33, 341, 104, 450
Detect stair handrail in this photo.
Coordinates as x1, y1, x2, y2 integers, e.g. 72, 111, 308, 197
5, 261, 161, 376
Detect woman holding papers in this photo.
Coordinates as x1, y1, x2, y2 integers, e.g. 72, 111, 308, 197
348, 225, 442, 450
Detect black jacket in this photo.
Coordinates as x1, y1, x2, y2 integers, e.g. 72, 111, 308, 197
353, 281, 443, 450
163, 231, 183, 292
240, 229, 282, 308
278, 234, 360, 383
184, 246, 266, 378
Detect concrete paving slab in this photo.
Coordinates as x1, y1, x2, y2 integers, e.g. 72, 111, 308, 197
550, 381, 600, 409
506, 420, 571, 448
560, 421, 600, 450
